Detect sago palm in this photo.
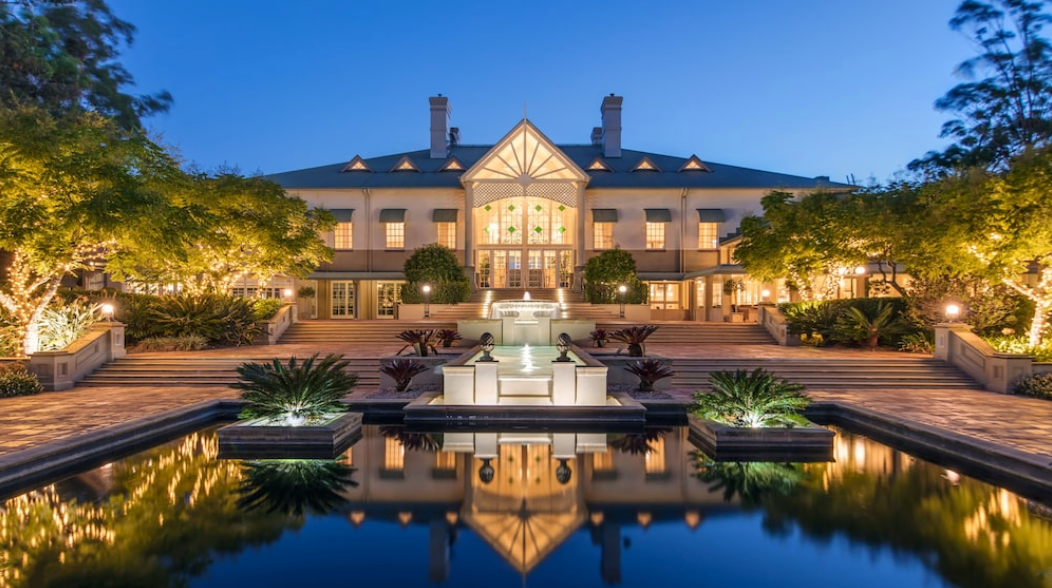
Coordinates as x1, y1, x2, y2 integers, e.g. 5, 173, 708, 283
232, 353, 357, 421
690, 368, 810, 428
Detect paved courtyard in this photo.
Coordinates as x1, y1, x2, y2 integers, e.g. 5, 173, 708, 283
0, 343, 1049, 468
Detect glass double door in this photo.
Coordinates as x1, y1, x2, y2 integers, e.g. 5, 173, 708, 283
478, 249, 572, 289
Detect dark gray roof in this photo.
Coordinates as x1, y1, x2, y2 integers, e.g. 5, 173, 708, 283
265, 145, 853, 191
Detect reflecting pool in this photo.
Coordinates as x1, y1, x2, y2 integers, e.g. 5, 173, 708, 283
1, 425, 1051, 587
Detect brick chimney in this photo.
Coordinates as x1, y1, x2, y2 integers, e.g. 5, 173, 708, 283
591, 127, 603, 146
430, 95, 451, 159
600, 94, 622, 158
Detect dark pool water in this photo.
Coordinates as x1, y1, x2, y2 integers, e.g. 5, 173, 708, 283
1, 425, 1050, 588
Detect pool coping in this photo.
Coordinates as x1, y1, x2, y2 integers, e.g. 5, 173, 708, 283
0, 397, 1050, 500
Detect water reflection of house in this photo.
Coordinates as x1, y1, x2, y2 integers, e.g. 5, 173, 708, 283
339, 426, 733, 583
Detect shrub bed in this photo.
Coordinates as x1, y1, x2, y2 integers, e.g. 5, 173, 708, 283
1014, 373, 1052, 400
132, 335, 209, 352
0, 363, 43, 397
778, 298, 913, 348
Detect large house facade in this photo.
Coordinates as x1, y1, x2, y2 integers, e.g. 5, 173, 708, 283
268, 96, 850, 320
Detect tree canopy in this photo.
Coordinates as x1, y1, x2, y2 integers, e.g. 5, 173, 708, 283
0, 0, 171, 130
911, 0, 1052, 173
583, 248, 647, 304
400, 244, 471, 304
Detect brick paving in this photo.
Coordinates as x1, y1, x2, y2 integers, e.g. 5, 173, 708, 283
0, 343, 1049, 464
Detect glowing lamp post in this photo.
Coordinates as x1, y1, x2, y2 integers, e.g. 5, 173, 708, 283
422, 284, 432, 318
101, 303, 114, 322
283, 288, 293, 300
945, 304, 960, 323
618, 284, 627, 319
760, 289, 771, 304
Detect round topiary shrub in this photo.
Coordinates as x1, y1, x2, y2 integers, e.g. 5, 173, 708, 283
399, 244, 471, 304
1014, 373, 1052, 400
0, 363, 43, 398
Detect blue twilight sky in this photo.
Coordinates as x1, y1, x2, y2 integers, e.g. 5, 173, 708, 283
108, 0, 970, 184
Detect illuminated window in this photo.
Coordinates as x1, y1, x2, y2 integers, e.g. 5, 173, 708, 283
384, 437, 404, 470
341, 155, 372, 172
712, 280, 724, 308
475, 197, 575, 247
632, 157, 661, 172
645, 222, 665, 250
698, 222, 718, 250
385, 222, 405, 249
437, 222, 456, 249
594, 222, 613, 250
334, 222, 353, 250
435, 451, 456, 470
645, 437, 666, 474
649, 283, 680, 310
592, 452, 614, 472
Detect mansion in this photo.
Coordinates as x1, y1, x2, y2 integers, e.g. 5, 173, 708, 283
268, 96, 851, 320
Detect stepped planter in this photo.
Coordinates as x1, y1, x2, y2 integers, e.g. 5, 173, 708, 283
687, 414, 833, 462
218, 412, 363, 459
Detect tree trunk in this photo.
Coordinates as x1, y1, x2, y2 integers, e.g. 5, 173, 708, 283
1029, 307, 1048, 348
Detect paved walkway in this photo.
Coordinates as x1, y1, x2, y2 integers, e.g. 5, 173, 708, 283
0, 344, 1050, 464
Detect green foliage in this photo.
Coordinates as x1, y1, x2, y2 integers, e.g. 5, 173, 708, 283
233, 354, 357, 421
1013, 373, 1052, 399
583, 249, 648, 304
149, 294, 261, 347
400, 244, 470, 304
899, 331, 935, 354
589, 328, 608, 347
237, 459, 358, 516
251, 298, 285, 322
609, 325, 659, 357
690, 368, 810, 428
910, 0, 1052, 173
379, 358, 430, 392
37, 300, 101, 351
608, 428, 671, 455
985, 336, 1052, 362
836, 301, 908, 347
0, 308, 21, 357
0, 0, 172, 129
692, 454, 805, 506
624, 359, 675, 392
0, 362, 42, 397
904, 275, 1027, 336
779, 298, 911, 347
297, 286, 316, 298
132, 335, 208, 352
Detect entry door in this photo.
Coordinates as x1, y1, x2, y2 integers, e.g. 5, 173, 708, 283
543, 251, 558, 288
507, 251, 522, 288
477, 251, 492, 288
527, 251, 544, 288
331, 281, 355, 319
376, 282, 401, 319
492, 251, 507, 288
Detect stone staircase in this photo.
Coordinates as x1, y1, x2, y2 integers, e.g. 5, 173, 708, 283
670, 357, 977, 390
279, 320, 457, 344
596, 322, 776, 345
79, 356, 383, 388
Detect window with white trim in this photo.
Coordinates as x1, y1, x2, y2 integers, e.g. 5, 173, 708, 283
594, 222, 613, 250
335, 222, 353, 250
698, 222, 718, 250
645, 222, 665, 250
437, 222, 456, 249
385, 222, 405, 249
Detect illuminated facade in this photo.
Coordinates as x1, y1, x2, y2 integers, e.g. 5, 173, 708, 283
268, 96, 849, 319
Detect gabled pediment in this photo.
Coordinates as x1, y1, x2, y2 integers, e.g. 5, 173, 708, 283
341, 155, 373, 172
389, 155, 420, 172
678, 155, 711, 172
462, 119, 590, 185
631, 156, 661, 172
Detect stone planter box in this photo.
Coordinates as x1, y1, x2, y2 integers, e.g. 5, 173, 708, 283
217, 412, 363, 459
687, 414, 833, 462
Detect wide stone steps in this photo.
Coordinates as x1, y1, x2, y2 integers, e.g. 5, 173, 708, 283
669, 358, 976, 390
596, 323, 776, 345
79, 357, 383, 387
279, 320, 457, 343
470, 289, 586, 303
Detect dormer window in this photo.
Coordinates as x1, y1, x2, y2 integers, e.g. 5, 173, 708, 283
390, 156, 420, 172
586, 157, 612, 172
341, 155, 373, 172
631, 156, 661, 172
678, 155, 711, 172
438, 157, 466, 172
